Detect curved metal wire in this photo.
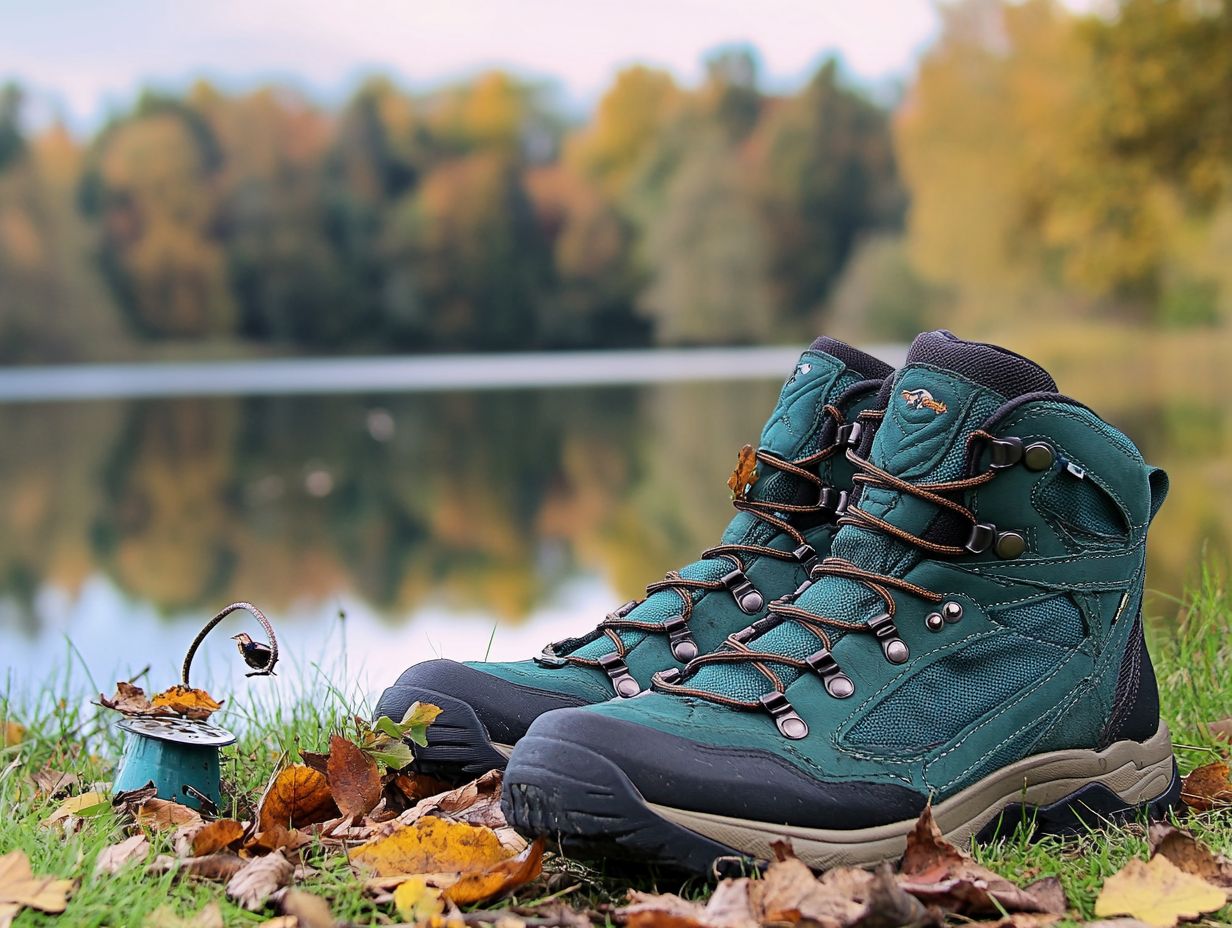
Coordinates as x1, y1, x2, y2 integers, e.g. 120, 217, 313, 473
181, 601, 279, 686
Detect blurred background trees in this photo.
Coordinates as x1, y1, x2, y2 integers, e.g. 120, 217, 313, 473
0, 0, 1229, 364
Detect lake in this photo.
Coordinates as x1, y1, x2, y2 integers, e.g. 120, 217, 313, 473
0, 342, 1226, 707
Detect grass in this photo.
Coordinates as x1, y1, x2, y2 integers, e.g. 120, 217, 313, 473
2, 567, 1231, 927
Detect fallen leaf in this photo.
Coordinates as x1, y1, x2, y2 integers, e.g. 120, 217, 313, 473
94, 834, 150, 875
99, 681, 161, 716
727, 444, 759, 499
1, 721, 24, 747
113, 782, 159, 807
150, 685, 224, 721
226, 851, 294, 912
394, 877, 446, 923
246, 824, 312, 855
30, 766, 80, 799
191, 819, 246, 856
42, 790, 111, 827
299, 751, 329, 777
258, 765, 340, 831
623, 880, 759, 928
280, 889, 335, 928
327, 734, 382, 818
152, 853, 247, 883
898, 805, 1065, 915
1206, 719, 1232, 743
352, 816, 511, 878
1094, 855, 1227, 927
398, 769, 507, 830
1180, 762, 1232, 812
0, 849, 74, 923
1148, 823, 1232, 886
135, 797, 203, 831
142, 902, 225, 928
444, 838, 545, 905
256, 919, 298, 928
388, 772, 454, 806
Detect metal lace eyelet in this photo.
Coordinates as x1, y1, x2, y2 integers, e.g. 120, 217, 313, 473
721, 567, 764, 614
925, 613, 944, 632
759, 692, 809, 740
805, 649, 855, 699
942, 601, 963, 622
868, 613, 909, 664
598, 653, 640, 698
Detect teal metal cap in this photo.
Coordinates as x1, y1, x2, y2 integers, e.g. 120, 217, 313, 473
113, 716, 236, 811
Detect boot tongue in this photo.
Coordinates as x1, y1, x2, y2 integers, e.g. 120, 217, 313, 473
721, 336, 892, 541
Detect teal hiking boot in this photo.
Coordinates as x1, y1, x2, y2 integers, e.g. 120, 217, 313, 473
374, 337, 894, 780
503, 330, 1179, 873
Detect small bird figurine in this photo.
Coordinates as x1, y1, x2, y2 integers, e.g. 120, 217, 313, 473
231, 633, 277, 677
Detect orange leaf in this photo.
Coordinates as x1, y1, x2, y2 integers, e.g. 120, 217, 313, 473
258, 765, 339, 831
150, 685, 224, 721
191, 819, 246, 856
135, 797, 203, 832
327, 734, 382, 818
1181, 762, 1232, 812
727, 444, 759, 499
443, 837, 544, 905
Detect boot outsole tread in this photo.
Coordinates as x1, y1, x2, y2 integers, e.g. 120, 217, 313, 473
374, 682, 509, 782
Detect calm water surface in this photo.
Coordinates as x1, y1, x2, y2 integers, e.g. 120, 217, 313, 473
0, 346, 1226, 706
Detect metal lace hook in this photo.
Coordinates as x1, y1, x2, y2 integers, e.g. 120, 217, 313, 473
181, 601, 279, 686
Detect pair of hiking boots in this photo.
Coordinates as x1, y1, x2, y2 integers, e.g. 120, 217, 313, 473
377, 331, 1178, 875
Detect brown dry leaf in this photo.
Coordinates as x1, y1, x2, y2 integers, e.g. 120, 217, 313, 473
399, 768, 506, 830
256, 919, 298, 928
191, 819, 246, 856
99, 681, 162, 716
247, 823, 313, 855
898, 805, 1066, 915
444, 837, 544, 905
258, 765, 340, 831
30, 766, 80, 799
1206, 719, 1232, 743
280, 889, 335, 928
756, 852, 929, 928
327, 734, 382, 818
300, 751, 329, 777
623, 880, 761, 928
1180, 762, 1232, 812
389, 772, 454, 805
42, 790, 111, 827
162, 854, 247, 883
226, 851, 295, 912
727, 444, 759, 500
142, 902, 225, 928
352, 815, 512, 877
94, 834, 150, 875
0, 849, 74, 922
1093, 855, 1227, 927
1148, 822, 1232, 886
1, 721, 24, 747
150, 685, 224, 721
136, 797, 204, 831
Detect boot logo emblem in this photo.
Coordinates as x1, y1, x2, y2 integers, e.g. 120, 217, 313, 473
901, 388, 948, 415
786, 362, 812, 386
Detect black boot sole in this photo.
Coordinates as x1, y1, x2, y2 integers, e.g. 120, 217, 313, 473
374, 682, 511, 783
503, 730, 1183, 876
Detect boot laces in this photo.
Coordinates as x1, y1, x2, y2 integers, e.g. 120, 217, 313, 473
535, 404, 853, 684
654, 419, 1008, 718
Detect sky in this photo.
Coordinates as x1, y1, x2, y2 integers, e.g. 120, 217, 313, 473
0, 0, 943, 130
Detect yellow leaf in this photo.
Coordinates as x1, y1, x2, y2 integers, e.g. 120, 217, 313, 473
394, 876, 445, 923
352, 817, 509, 877
1094, 855, 1227, 927
41, 791, 111, 827
2, 721, 24, 747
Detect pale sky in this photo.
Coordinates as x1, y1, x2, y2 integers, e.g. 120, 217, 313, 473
0, 0, 943, 130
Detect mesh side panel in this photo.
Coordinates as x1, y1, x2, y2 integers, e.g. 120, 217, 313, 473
991, 595, 1084, 647
1039, 475, 1127, 537
844, 635, 1060, 751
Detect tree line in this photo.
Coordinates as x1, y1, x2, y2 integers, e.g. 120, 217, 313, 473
0, 0, 1228, 364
